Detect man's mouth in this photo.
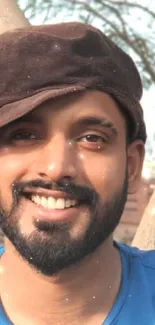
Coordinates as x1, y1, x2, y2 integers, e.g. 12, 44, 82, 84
19, 187, 89, 222
31, 195, 77, 210
23, 189, 78, 210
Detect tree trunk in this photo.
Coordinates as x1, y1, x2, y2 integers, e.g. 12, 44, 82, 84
0, 0, 29, 34
132, 190, 155, 249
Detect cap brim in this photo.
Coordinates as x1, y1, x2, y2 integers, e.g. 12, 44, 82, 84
0, 85, 85, 127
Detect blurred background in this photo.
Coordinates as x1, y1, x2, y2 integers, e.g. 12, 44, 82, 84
1, 0, 155, 244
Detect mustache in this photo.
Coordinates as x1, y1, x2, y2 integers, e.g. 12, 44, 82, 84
12, 179, 99, 206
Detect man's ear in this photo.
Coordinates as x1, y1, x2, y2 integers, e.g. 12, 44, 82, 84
127, 140, 145, 194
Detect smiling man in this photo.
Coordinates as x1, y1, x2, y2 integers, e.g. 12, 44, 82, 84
0, 22, 154, 325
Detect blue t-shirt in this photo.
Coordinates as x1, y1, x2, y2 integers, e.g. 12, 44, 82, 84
1, 242, 155, 324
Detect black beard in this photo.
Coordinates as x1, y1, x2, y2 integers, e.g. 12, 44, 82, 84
0, 177, 128, 276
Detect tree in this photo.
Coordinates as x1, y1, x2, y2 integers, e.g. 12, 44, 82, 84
17, 0, 155, 90
0, 0, 29, 34
132, 189, 155, 249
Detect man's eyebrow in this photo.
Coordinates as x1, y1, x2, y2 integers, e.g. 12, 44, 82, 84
0, 115, 43, 137
6, 114, 43, 127
74, 117, 117, 135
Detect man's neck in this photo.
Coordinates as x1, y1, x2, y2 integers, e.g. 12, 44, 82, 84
0, 238, 121, 325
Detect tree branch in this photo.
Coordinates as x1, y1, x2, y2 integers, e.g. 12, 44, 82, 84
20, 0, 155, 87
111, 0, 155, 19
64, 0, 123, 35
64, 0, 155, 83
95, 0, 128, 35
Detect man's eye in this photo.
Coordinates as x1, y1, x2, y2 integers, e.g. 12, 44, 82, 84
11, 130, 40, 141
80, 134, 105, 143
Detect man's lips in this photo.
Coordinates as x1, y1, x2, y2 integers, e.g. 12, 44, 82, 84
34, 204, 79, 222
21, 189, 81, 222
23, 188, 76, 200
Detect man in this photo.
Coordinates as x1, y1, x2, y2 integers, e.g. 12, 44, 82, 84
0, 21, 153, 325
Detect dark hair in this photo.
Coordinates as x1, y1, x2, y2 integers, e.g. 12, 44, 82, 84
114, 99, 133, 145
120, 108, 133, 145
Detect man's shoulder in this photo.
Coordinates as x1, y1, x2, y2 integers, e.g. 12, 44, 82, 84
111, 243, 155, 323
117, 241, 155, 270
0, 246, 4, 257
131, 246, 155, 269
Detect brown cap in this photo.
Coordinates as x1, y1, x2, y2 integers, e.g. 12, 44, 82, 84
0, 22, 146, 142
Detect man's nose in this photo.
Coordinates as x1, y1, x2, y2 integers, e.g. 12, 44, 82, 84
32, 135, 77, 182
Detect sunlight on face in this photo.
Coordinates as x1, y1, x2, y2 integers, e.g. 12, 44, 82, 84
0, 91, 143, 275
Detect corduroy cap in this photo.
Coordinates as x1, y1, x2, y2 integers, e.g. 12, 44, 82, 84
0, 22, 146, 142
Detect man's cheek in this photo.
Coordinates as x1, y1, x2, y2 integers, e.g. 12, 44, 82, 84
0, 159, 19, 208
0, 155, 28, 182
87, 159, 124, 182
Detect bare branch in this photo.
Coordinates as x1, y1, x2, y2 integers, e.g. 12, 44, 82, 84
64, 0, 123, 35
111, 0, 155, 19
19, 0, 155, 88
64, 0, 155, 82
95, 0, 128, 35
121, 34, 155, 82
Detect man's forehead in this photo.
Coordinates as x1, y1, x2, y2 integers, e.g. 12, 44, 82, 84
30, 90, 122, 119
2, 90, 124, 132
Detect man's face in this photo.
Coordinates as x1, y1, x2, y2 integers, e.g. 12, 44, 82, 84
0, 91, 143, 275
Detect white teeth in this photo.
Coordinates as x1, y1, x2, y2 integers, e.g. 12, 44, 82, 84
41, 197, 48, 208
65, 199, 72, 208
32, 195, 41, 205
48, 197, 56, 209
72, 199, 76, 207
56, 198, 65, 209
31, 195, 77, 210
